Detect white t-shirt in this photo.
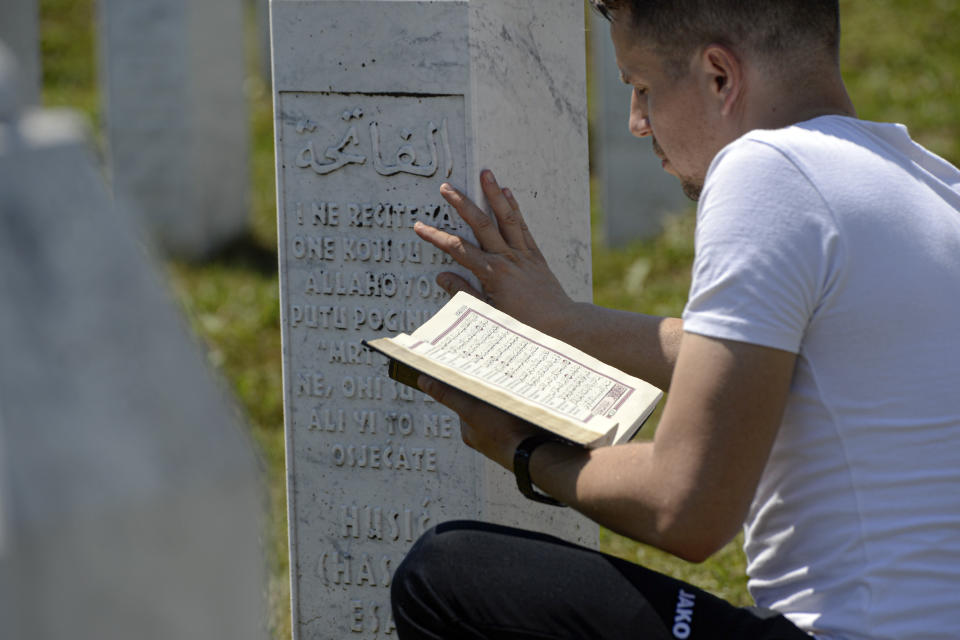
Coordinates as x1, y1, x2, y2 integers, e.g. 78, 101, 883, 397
683, 116, 960, 639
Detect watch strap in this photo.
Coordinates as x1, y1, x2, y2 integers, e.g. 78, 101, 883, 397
513, 433, 567, 507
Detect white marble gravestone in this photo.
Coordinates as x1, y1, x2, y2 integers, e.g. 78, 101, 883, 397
0, 68, 264, 639
590, 11, 689, 245
0, 42, 19, 120
255, 0, 272, 83
98, 0, 249, 259
0, 1, 41, 108
271, 1, 594, 637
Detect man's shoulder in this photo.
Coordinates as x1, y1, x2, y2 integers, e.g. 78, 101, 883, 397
723, 116, 877, 167
698, 119, 871, 225
707, 115, 956, 198
702, 124, 826, 198
725, 116, 957, 180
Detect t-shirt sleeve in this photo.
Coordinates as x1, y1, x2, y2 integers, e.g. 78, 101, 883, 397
682, 139, 843, 353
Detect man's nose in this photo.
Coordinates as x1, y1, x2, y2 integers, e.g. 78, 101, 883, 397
628, 91, 651, 137
629, 114, 652, 138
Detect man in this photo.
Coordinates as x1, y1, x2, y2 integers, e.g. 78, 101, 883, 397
391, 1, 960, 638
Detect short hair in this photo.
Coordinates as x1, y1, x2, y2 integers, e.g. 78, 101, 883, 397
590, 0, 840, 76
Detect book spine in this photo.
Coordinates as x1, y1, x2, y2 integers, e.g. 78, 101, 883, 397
388, 358, 423, 391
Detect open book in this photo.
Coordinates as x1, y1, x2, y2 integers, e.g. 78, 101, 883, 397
364, 292, 663, 448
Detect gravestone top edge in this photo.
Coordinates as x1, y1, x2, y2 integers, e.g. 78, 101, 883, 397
17, 109, 91, 147
97, 0, 249, 260
270, 0, 469, 95
270, 0, 465, 3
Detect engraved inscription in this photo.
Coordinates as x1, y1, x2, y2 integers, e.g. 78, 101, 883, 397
349, 601, 396, 635
289, 306, 437, 331
279, 92, 472, 639
318, 551, 395, 587
302, 410, 454, 438
339, 498, 433, 541
295, 200, 465, 232
331, 443, 438, 472
295, 105, 453, 179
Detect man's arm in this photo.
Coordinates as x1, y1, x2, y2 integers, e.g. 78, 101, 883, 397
549, 306, 683, 392
415, 170, 681, 389
415, 169, 795, 558
421, 332, 795, 561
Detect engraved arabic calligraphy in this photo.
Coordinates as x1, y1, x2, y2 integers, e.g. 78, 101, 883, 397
295, 106, 454, 179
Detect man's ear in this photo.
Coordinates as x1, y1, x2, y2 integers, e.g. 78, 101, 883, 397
699, 44, 742, 116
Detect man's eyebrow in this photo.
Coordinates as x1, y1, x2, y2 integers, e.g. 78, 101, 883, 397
618, 70, 630, 84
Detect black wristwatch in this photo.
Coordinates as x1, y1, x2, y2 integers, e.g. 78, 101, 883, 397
513, 434, 568, 507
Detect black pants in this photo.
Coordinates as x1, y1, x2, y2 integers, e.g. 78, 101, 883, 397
391, 520, 810, 639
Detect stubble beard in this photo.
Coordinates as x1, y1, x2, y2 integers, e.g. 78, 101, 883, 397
680, 180, 702, 201
652, 137, 702, 201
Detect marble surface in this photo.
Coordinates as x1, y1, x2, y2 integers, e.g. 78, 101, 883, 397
271, 1, 594, 638
0, 0, 40, 108
98, 0, 249, 259
0, 42, 19, 122
0, 101, 263, 639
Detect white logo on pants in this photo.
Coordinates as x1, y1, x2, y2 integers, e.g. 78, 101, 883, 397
672, 588, 696, 639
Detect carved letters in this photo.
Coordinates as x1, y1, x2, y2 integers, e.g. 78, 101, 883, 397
295, 106, 454, 180
349, 600, 397, 635
280, 92, 468, 639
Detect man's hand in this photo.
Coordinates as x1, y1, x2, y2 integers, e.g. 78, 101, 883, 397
417, 373, 541, 471
417, 168, 683, 389
415, 169, 574, 336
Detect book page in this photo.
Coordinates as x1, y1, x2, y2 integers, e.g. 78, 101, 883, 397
392, 292, 661, 443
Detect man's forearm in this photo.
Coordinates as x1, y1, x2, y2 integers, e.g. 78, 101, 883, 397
526, 439, 735, 563
420, 333, 794, 563
544, 302, 683, 391
522, 334, 797, 562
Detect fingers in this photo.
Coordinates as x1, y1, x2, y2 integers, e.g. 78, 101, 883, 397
414, 220, 491, 276
440, 183, 510, 254
435, 272, 485, 300
417, 375, 480, 442
502, 187, 543, 256
439, 171, 542, 258
417, 374, 539, 468
481, 170, 527, 250
413, 222, 488, 298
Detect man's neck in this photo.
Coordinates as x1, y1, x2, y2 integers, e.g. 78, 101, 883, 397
739, 65, 857, 134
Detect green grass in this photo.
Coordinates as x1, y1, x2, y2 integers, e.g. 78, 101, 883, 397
39, 0, 98, 121
839, 0, 960, 162
36, 0, 959, 635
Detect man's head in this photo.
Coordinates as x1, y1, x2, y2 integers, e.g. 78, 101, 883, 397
591, 0, 840, 78
592, 1, 847, 200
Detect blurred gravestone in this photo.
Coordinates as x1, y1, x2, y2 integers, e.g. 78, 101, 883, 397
271, 1, 595, 637
0, 50, 264, 639
0, 0, 41, 107
98, 0, 249, 259
590, 11, 689, 246
253, 0, 272, 84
